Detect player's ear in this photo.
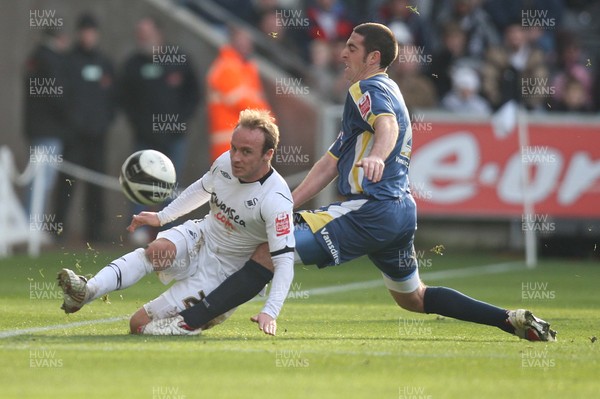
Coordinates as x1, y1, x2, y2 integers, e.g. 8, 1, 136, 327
264, 148, 274, 161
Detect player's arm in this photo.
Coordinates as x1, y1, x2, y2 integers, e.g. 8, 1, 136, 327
127, 175, 211, 232
292, 152, 338, 209
355, 114, 398, 183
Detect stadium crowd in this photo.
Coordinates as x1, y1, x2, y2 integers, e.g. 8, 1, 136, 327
187, 0, 600, 113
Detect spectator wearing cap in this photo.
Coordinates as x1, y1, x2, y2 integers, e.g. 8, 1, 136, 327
441, 66, 491, 115
54, 13, 117, 242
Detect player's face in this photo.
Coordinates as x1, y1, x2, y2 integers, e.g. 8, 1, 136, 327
230, 127, 273, 182
341, 32, 371, 83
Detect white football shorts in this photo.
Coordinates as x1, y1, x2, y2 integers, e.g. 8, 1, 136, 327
143, 219, 246, 328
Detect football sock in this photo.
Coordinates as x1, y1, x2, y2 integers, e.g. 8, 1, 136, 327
86, 248, 153, 302
423, 286, 513, 333
180, 259, 274, 329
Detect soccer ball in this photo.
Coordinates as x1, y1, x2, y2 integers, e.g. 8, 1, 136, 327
119, 150, 176, 205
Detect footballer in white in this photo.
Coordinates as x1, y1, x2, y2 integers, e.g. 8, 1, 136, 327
58, 109, 294, 336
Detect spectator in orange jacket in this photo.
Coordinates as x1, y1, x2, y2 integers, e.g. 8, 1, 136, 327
206, 26, 271, 162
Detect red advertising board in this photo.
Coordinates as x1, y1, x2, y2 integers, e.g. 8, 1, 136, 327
410, 119, 600, 218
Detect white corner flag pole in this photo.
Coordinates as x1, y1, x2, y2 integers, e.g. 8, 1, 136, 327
517, 105, 537, 268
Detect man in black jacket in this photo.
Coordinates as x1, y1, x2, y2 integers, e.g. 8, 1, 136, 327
23, 28, 70, 216
119, 16, 201, 244
54, 13, 116, 242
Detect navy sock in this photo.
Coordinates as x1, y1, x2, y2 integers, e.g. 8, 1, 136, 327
423, 286, 513, 334
180, 259, 274, 329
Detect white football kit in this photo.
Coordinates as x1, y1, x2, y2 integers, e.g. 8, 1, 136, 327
143, 152, 295, 326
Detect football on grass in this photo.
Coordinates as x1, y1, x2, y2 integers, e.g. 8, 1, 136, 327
119, 150, 176, 205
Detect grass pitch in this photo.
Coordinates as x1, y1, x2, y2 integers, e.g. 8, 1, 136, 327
0, 247, 598, 399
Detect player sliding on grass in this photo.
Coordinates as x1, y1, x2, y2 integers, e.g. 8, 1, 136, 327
58, 109, 295, 335
137, 22, 556, 341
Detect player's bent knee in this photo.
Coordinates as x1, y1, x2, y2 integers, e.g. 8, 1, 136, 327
250, 243, 273, 272
388, 284, 426, 313
130, 307, 152, 334
145, 238, 177, 271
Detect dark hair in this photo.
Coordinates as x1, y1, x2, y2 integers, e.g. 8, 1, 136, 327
353, 23, 398, 68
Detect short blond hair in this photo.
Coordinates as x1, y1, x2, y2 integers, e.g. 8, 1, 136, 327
236, 109, 279, 154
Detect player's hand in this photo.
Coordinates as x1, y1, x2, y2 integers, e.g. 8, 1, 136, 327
127, 212, 161, 232
250, 313, 277, 336
355, 155, 385, 182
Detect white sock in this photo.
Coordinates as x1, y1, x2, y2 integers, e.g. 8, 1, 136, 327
86, 248, 153, 302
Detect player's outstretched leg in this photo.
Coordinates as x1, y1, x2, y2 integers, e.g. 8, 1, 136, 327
390, 283, 556, 342
58, 247, 154, 313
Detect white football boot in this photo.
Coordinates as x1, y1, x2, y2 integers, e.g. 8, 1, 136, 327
57, 268, 90, 314
508, 309, 557, 342
138, 315, 201, 336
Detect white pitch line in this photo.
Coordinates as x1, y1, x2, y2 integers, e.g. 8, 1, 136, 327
0, 261, 524, 339
0, 316, 128, 339
303, 261, 524, 296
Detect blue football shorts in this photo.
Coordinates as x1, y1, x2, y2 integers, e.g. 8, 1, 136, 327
294, 196, 419, 291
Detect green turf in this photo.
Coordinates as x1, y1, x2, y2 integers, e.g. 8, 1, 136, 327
0, 248, 598, 399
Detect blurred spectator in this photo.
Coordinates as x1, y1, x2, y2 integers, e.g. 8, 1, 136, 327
435, 0, 500, 58
256, 7, 307, 74
441, 66, 491, 115
484, 0, 564, 55
306, 0, 354, 41
427, 21, 476, 99
388, 42, 438, 111
54, 13, 117, 242
306, 39, 348, 103
120, 17, 200, 175
206, 26, 271, 162
481, 23, 549, 110
375, 0, 433, 52
23, 28, 71, 215
551, 75, 593, 112
550, 31, 593, 111
120, 17, 200, 244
